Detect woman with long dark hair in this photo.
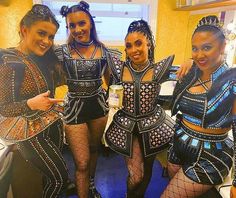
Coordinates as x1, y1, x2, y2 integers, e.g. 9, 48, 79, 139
0, 4, 69, 198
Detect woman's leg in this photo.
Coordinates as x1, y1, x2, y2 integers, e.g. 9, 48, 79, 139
161, 168, 212, 198
88, 115, 107, 178
87, 115, 108, 197
167, 162, 181, 178
17, 123, 68, 198
125, 136, 155, 198
65, 123, 90, 198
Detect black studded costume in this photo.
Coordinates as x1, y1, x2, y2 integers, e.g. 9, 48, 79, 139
105, 55, 177, 157
0, 48, 68, 197
55, 44, 121, 124
169, 63, 235, 185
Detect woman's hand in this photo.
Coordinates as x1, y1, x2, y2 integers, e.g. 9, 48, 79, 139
27, 90, 64, 111
230, 186, 236, 198
176, 59, 193, 79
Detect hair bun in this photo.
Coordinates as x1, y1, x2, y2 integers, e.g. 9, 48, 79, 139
197, 15, 221, 29
79, 1, 90, 11
60, 6, 69, 17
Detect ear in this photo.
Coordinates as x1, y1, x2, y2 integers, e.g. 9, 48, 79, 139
220, 41, 226, 54
20, 25, 28, 38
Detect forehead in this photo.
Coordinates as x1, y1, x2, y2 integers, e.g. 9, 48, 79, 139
67, 11, 90, 22
192, 31, 219, 45
125, 32, 147, 43
30, 21, 57, 34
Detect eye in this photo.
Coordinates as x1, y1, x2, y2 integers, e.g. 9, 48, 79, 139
192, 46, 197, 52
38, 31, 46, 37
126, 43, 131, 49
135, 40, 142, 47
78, 21, 86, 27
49, 35, 55, 41
68, 23, 76, 29
203, 45, 212, 51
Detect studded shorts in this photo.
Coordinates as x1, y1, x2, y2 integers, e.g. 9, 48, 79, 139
168, 121, 233, 185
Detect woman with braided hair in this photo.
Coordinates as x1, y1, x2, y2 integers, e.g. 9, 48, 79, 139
105, 19, 181, 198
54, 1, 122, 197
161, 15, 236, 198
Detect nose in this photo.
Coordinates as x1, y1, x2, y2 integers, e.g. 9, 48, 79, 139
74, 25, 82, 34
196, 50, 205, 59
130, 45, 137, 53
42, 37, 51, 46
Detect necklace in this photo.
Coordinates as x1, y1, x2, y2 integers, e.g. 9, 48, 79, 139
71, 43, 98, 59
131, 60, 150, 71
76, 39, 94, 47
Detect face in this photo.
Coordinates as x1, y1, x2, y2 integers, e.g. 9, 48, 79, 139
125, 32, 149, 65
21, 21, 57, 56
192, 31, 225, 73
67, 11, 92, 43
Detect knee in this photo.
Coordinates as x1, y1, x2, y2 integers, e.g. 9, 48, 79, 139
75, 159, 89, 173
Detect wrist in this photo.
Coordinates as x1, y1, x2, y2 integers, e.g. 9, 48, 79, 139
26, 98, 35, 110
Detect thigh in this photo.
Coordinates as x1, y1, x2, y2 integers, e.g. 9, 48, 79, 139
125, 136, 144, 175
167, 161, 182, 178
47, 120, 64, 151
65, 124, 90, 165
17, 132, 68, 180
88, 115, 108, 145
161, 168, 212, 198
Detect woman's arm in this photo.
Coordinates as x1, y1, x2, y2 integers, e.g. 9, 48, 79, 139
0, 60, 63, 117
0, 64, 31, 117
176, 59, 193, 79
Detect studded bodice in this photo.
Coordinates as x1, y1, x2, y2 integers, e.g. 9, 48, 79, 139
172, 63, 236, 128
54, 44, 108, 96
121, 64, 161, 116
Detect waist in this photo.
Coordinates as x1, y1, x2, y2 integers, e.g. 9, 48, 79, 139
67, 78, 102, 95
182, 119, 230, 135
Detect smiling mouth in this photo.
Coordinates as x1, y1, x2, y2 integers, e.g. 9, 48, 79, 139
197, 60, 208, 66
39, 44, 48, 50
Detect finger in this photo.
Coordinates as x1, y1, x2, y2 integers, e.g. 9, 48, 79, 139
176, 69, 184, 79
48, 98, 64, 103
41, 90, 50, 97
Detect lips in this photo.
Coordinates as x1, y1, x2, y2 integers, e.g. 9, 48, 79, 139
197, 59, 208, 67
132, 54, 141, 59
39, 43, 48, 51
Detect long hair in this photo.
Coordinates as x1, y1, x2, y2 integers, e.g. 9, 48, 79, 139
60, 1, 104, 47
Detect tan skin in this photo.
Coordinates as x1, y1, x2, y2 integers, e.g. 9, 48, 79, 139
18, 21, 64, 111
162, 31, 235, 198
186, 31, 228, 134
125, 31, 193, 197
65, 11, 109, 198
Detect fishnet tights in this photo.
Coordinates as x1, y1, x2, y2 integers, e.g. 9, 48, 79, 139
161, 168, 212, 198
125, 136, 155, 198
66, 124, 90, 198
65, 116, 106, 198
